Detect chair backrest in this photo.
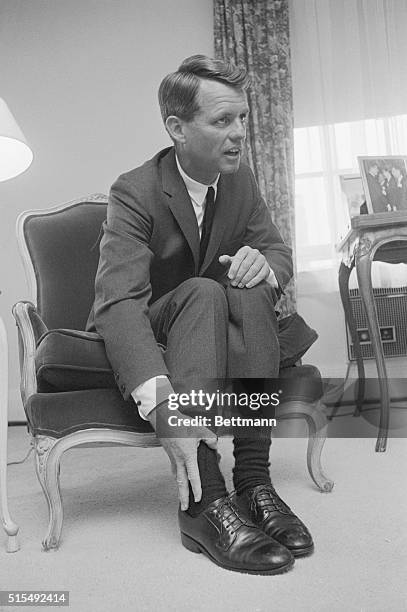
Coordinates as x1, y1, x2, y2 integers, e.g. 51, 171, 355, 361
17, 194, 108, 331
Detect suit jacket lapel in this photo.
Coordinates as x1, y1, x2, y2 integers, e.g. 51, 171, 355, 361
160, 149, 200, 272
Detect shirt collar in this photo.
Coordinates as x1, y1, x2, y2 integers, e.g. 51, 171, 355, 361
175, 154, 219, 206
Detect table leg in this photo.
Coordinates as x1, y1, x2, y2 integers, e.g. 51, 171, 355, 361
338, 261, 365, 415
0, 316, 20, 551
355, 240, 390, 452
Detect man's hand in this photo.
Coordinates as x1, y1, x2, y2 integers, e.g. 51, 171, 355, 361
219, 246, 275, 289
147, 404, 217, 511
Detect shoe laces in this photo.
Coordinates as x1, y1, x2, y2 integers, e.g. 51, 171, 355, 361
213, 492, 249, 535
249, 485, 292, 516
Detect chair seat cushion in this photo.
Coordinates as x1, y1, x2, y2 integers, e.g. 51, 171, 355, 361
25, 388, 154, 438
35, 314, 318, 393
278, 364, 323, 403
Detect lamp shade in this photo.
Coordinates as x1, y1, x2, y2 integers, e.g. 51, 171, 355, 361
0, 98, 33, 182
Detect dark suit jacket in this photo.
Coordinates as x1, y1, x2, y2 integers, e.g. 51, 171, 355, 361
87, 147, 293, 399
366, 173, 388, 212
387, 176, 407, 210
386, 177, 398, 210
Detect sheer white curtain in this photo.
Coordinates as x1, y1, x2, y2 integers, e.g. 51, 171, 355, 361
289, 0, 407, 284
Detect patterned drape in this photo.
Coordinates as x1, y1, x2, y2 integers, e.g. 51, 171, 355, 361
214, 0, 296, 313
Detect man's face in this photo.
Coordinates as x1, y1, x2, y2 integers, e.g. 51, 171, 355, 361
177, 79, 249, 184
369, 164, 379, 177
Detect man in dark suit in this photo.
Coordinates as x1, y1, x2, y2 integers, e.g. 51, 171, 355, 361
389, 165, 407, 210
87, 55, 313, 575
365, 161, 388, 212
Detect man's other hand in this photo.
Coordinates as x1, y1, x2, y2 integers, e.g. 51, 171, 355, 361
147, 404, 217, 511
219, 246, 273, 288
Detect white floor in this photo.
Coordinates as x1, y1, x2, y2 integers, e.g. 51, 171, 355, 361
2, 426, 407, 612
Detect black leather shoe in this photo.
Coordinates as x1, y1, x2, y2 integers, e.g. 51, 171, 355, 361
238, 484, 314, 557
178, 496, 294, 575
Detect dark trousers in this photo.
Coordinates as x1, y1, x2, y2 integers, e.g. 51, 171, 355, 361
148, 277, 280, 499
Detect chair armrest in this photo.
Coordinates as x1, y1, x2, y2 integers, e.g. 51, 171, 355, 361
12, 301, 47, 406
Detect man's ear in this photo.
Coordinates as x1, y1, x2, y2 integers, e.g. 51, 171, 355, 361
165, 115, 186, 145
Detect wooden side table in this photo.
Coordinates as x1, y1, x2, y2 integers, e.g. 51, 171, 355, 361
337, 211, 407, 452
0, 312, 20, 552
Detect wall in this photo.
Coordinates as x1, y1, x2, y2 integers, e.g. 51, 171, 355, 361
0, 0, 213, 420
2, 1, 392, 423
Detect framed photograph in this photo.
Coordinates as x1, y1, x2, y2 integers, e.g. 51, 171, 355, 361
339, 174, 366, 219
358, 155, 407, 214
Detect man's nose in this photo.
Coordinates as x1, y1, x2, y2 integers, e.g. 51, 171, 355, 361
230, 118, 246, 141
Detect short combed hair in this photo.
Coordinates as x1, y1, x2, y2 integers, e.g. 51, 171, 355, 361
158, 54, 249, 123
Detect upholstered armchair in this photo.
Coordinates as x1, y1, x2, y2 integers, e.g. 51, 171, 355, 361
13, 194, 333, 551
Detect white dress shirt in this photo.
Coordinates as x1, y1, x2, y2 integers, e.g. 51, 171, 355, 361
131, 156, 276, 419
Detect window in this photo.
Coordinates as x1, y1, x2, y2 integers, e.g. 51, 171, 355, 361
294, 115, 407, 273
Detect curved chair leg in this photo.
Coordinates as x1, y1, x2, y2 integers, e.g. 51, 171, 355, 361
32, 429, 159, 551
305, 402, 334, 493
278, 400, 334, 493
34, 435, 63, 550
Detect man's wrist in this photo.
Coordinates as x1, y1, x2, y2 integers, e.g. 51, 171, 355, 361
145, 398, 169, 429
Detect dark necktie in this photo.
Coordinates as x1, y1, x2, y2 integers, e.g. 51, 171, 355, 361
199, 186, 216, 267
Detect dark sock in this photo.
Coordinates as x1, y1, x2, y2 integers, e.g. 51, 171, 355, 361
232, 431, 272, 496
232, 377, 274, 495
186, 442, 227, 517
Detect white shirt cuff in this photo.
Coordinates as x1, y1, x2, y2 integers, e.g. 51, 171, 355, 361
131, 375, 174, 420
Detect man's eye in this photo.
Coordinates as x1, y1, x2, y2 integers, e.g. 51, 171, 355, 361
217, 117, 230, 126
